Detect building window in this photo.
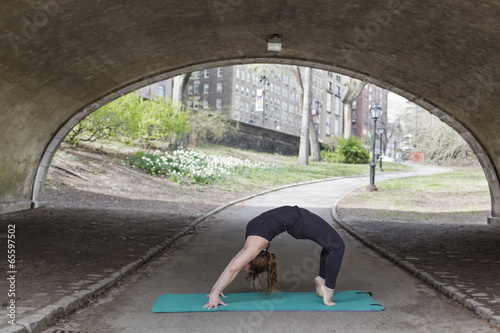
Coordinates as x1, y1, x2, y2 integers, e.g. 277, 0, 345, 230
216, 98, 222, 109
246, 88, 249, 97
203, 99, 209, 109
236, 68, 240, 79
204, 69, 210, 78
194, 84, 199, 95
334, 119, 339, 136
157, 85, 165, 97
218, 67, 223, 77
327, 81, 333, 92
336, 75, 341, 82
326, 93, 332, 113
335, 96, 341, 116
326, 116, 331, 136
235, 99, 239, 109
217, 83, 223, 94
188, 85, 193, 95
335, 85, 341, 96
204, 84, 209, 94
194, 71, 200, 79
235, 84, 239, 93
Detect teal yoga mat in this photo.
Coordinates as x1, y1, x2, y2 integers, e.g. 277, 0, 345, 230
151, 290, 384, 312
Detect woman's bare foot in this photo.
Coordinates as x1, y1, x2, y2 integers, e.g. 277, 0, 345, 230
320, 285, 335, 306
314, 276, 325, 297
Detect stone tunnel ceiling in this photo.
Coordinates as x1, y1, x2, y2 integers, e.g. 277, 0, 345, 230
0, 0, 499, 223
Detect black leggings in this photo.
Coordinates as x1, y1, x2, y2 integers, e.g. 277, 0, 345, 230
300, 209, 345, 289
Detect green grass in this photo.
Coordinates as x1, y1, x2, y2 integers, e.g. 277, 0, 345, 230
127, 143, 412, 190
375, 171, 489, 196
195, 143, 412, 188
220, 161, 411, 190
338, 169, 490, 223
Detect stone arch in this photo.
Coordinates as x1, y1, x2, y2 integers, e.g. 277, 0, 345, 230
31, 58, 499, 224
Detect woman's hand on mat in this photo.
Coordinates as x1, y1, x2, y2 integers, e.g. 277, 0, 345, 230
203, 293, 227, 310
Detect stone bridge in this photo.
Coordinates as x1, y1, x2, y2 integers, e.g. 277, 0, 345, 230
0, 0, 499, 224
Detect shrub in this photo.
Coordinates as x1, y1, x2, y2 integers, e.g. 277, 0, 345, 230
320, 137, 337, 152
320, 150, 336, 163
65, 93, 190, 147
332, 137, 370, 164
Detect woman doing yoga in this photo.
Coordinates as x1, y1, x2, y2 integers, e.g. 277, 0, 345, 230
203, 205, 345, 309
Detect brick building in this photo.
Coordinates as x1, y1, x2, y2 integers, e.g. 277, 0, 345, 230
351, 84, 388, 138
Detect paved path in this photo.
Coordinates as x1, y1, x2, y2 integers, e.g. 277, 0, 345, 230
40, 166, 497, 332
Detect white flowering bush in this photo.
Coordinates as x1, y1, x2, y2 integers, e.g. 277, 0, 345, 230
129, 150, 275, 184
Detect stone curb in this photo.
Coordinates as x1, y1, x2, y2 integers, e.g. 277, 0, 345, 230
330, 192, 500, 329
4, 175, 363, 333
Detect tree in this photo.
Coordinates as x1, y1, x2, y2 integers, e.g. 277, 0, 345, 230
249, 64, 320, 164
65, 93, 191, 147
185, 107, 235, 147
298, 66, 312, 165
172, 73, 191, 107
172, 73, 192, 148
342, 78, 366, 138
308, 117, 321, 161
398, 104, 474, 162
294, 67, 321, 162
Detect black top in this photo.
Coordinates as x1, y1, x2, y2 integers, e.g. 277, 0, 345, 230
245, 205, 307, 241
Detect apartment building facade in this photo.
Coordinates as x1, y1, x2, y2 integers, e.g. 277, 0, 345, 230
185, 65, 349, 140
351, 84, 388, 138
137, 65, 388, 144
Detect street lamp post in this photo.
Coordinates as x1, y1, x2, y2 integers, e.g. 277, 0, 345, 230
367, 104, 383, 191
377, 127, 385, 171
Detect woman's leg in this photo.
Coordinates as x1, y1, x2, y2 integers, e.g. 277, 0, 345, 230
300, 210, 345, 301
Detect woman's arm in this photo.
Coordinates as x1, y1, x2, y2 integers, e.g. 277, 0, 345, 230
203, 236, 268, 309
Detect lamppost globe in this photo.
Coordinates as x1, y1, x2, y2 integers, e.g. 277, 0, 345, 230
367, 104, 383, 191
370, 104, 383, 120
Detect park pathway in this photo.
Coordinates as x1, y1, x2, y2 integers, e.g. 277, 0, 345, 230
42, 165, 496, 332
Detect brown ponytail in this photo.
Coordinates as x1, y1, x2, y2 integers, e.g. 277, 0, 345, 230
245, 251, 278, 294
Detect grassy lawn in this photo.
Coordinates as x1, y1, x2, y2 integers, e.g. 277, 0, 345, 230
180, 144, 413, 190
123, 141, 412, 191
72, 141, 489, 223
219, 160, 412, 190
337, 169, 491, 223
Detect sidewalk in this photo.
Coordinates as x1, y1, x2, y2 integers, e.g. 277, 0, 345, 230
333, 208, 500, 328
1, 166, 498, 332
